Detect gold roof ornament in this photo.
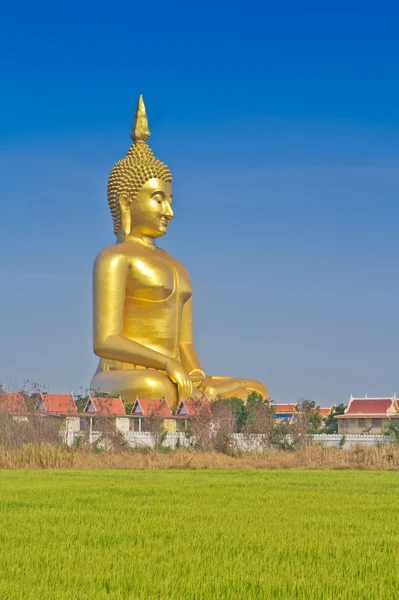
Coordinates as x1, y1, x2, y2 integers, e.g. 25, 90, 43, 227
107, 94, 172, 235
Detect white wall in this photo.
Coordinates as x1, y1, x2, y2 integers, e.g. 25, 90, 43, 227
61, 430, 393, 450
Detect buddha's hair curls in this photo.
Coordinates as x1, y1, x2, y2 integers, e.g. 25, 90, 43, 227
107, 96, 172, 235
107, 141, 172, 235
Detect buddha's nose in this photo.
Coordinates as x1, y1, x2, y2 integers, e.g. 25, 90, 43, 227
164, 202, 174, 219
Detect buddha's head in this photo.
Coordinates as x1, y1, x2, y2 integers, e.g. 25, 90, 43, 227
107, 95, 173, 241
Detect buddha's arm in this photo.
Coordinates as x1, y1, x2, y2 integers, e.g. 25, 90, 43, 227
179, 296, 204, 379
93, 250, 183, 375
179, 296, 244, 397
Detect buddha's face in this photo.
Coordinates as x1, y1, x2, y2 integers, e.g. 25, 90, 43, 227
122, 178, 174, 239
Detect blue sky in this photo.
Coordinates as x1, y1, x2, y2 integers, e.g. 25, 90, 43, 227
1, 1, 398, 404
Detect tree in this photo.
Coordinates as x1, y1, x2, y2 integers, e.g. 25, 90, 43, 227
243, 397, 275, 435
383, 420, 399, 442
74, 394, 90, 413
299, 399, 322, 433
19, 380, 46, 412
241, 391, 269, 431
184, 397, 236, 454
212, 396, 245, 431
323, 403, 346, 434
142, 399, 169, 450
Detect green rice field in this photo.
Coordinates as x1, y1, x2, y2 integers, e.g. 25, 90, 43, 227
0, 470, 398, 599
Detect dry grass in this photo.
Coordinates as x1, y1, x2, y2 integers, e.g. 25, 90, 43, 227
71, 444, 399, 470
0, 443, 75, 469
1, 442, 399, 470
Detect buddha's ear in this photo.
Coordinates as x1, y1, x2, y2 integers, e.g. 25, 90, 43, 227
119, 193, 131, 237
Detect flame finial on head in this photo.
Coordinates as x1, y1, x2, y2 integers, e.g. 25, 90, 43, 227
131, 94, 150, 143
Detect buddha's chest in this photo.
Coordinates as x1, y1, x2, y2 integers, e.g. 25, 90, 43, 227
126, 250, 191, 303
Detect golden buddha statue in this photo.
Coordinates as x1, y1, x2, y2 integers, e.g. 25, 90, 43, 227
91, 95, 268, 409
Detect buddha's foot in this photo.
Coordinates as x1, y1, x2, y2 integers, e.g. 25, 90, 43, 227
200, 376, 269, 402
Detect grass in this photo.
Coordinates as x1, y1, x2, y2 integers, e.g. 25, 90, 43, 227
0, 470, 398, 599
3, 443, 399, 470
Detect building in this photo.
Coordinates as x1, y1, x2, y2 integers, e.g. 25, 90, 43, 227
37, 393, 80, 433
175, 399, 212, 431
83, 396, 129, 433
272, 403, 300, 422
318, 407, 333, 420
130, 398, 174, 432
175, 399, 211, 417
335, 395, 399, 434
0, 392, 28, 422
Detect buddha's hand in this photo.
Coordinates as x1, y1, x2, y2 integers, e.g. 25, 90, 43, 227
165, 359, 193, 401
202, 377, 245, 399
189, 369, 206, 389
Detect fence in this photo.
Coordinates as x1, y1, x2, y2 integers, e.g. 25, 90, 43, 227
62, 431, 394, 450
312, 434, 391, 449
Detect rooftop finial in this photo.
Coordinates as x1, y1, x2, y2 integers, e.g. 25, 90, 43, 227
131, 94, 150, 142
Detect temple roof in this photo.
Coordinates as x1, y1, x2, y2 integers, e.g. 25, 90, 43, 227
131, 398, 172, 418
39, 393, 77, 415
0, 392, 28, 414
176, 399, 211, 417
86, 397, 126, 416
273, 403, 300, 413
346, 399, 392, 415
315, 407, 333, 416
336, 396, 396, 419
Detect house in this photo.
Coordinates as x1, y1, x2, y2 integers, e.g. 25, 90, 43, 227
0, 392, 28, 414
176, 399, 211, 417
174, 399, 212, 430
83, 396, 129, 433
273, 402, 332, 422
37, 393, 77, 414
335, 395, 399, 434
130, 398, 174, 432
0, 392, 28, 422
311, 406, 333, 428
272, 403, 300, 422
37, 393, 80, 433
318, 407, 333, 420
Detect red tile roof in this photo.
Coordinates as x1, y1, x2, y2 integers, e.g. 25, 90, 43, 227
273, 404, 299, 413
87, 397, 126, 416
131, 398, 172, 417
176, 399, 211, 417
346, 399, 392, 415
0, 393, 28, 414
40, 394, 77, 415
318, 407, 333, 417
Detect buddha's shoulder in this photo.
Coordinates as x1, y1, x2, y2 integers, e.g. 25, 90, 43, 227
95, 240, 152, 260
95, 244, 124, 259
94, 243, 189, 274
93, 244, 134, 270
156, 248, 189, 274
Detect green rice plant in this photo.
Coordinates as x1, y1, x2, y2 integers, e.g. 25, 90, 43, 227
0, 470, 398, 599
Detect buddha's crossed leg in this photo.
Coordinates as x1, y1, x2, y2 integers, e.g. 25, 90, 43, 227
91, 368, 179, 408
91, 369, 269, 411
201, 376, 269, 401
